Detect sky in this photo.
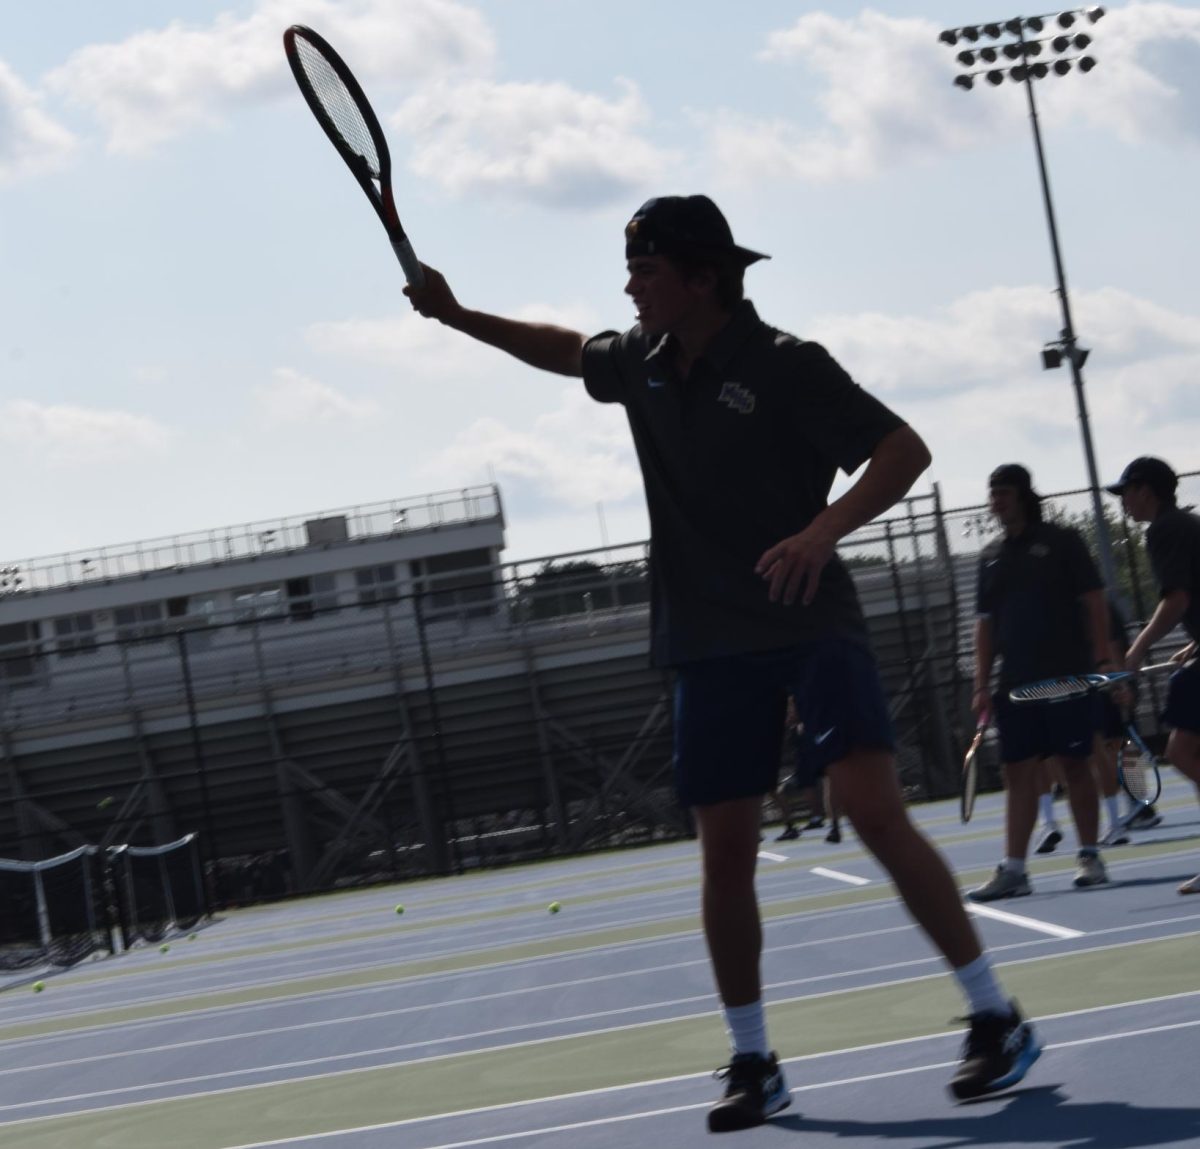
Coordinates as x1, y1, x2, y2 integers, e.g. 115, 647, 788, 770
2, 0, 1199, 568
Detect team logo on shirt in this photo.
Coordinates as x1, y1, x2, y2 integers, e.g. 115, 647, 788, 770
718, 382, 756, 414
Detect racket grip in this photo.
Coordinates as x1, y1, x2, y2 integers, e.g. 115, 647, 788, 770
392, 237, 425, 289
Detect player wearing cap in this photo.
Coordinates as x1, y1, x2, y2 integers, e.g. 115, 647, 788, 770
968, 464, 1113, 901
404, 195, 1039, 1131
1107, 457, 1200, 894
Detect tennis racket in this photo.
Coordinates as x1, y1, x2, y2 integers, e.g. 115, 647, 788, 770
1118, 725, 1163, 808
283, 25, 424, 287
960, 715, 988, 824
1008, 671, 1134, 705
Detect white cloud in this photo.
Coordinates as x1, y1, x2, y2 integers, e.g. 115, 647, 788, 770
0, 58, 76, 182
393, 77, 674, 207
706, 11, 1010, 184
255, 367, 379, 422
44, 0, 494, 154
1044, 4, 1200, 146
707, 5, 1200, 186
0, 400, 171, 464
423, 388, 640, 508
807, 285, 1200, 399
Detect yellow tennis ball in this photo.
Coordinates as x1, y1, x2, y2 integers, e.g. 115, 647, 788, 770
395, 904, 405, 915
32, 981, 44, 993
159, 943, 170, 954
548, 901, 561, 914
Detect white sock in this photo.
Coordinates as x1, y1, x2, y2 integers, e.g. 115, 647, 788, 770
1105, 795, 1120, 830
723, 1000, 770, 1058
1002, 856, 1026, 875
1038, 793, 1057, 828
954, 954, 1010, 1018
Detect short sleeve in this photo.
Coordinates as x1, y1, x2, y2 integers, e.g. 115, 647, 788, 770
582, 329, 633, 405
1148, 516, 1193, 595
787, 341, 906, 475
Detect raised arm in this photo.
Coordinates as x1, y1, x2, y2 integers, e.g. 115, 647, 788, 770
404, 265, 586, 378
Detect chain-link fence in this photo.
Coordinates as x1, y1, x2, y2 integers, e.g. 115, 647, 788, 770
0, 473, 1194, 905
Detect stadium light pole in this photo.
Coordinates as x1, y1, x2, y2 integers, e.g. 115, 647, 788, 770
939, 7, 1122, 603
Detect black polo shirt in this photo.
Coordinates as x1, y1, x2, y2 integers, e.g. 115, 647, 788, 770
1146, 507, 1200, 643
581, 300, 905, 667
976, 519, 1103, 688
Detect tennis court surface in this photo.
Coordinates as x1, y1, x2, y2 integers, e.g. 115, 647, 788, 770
2, 776, 1198, 1148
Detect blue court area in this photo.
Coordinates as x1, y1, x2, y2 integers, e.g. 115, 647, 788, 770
1, 777, 1198, 1148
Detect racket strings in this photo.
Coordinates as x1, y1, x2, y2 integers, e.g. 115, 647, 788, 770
294, 39, 380, 174
1011, 679, 1090, 702
1120, 746, 1156, 803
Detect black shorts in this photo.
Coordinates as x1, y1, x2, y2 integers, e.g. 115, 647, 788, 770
994, 690, 1097, 763
1162, 659, 1200, 735
673, 639, 894, 807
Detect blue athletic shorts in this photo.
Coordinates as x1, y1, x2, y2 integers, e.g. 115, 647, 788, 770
993, 690, 1097, 763
1162, 659, 1200, 735
672, 639, 895, 808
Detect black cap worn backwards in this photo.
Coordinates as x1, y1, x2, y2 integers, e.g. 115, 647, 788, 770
624, 195, 769, 267
1105, 456, 1178, 498
989, 463, 1039, 498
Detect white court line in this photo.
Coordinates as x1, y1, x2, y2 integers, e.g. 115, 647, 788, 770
811, 867, 871, 887
217, 1012, 1200, 1149
966, 903, 1084, 939
757, 850, 788, 862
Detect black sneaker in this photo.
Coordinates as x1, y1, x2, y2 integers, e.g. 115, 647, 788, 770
708, 1051, 790, 1132
825, 825, 842, 844
949, 1002, 1042, 1100
1034, 827, 1062, 855
1128, 805, 1163, 829
775, 826, 800, 841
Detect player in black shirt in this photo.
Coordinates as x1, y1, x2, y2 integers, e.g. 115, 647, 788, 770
405, 195, 1039, 1128
969, 465, 1112, 900
1108, 457, 1200, 894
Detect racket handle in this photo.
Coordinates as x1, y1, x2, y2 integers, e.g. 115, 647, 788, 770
392, 237, 425, 289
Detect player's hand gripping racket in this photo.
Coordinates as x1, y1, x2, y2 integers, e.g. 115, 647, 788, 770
960, 713, 988, 824
1118, 725, 1163, 809
283, 25, 424, 288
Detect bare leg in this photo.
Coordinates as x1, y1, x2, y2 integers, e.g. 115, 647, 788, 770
693, 796, 765, 1006
830, 750, 982, 968
1002, 757, 1040, 861
1059, 754, 1100, 847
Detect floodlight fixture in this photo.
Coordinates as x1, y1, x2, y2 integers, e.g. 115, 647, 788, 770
935, 6, 1119, 603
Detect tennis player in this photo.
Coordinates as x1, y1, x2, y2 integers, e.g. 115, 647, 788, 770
968, 465, 1112, 900
1108, 457, 1200, 894
405, 195, 1039, 1130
